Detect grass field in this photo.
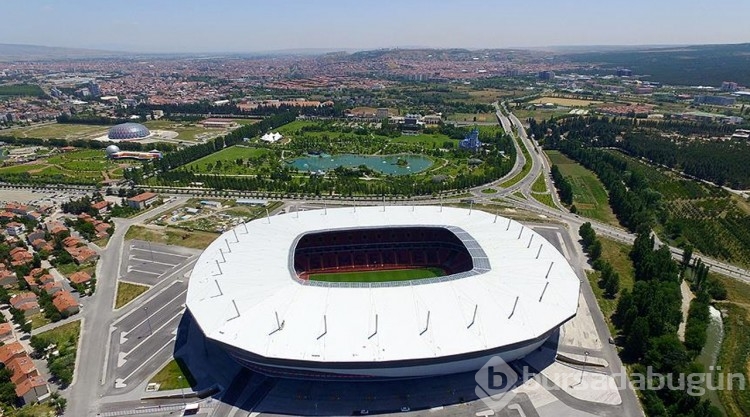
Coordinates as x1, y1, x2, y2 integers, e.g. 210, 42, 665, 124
500, 136, 532, 188
545, 150, 618, 225
585, 237, 636, 333
445, 113, 497, 123
7, 123, 109, 139
0, 148, 132, 183
531, 173, 548, 193
713, 274, 750, 417
530, 96, 603, 107
532, 192, 557, 209
391, 132, 455, 148
143, 120, 229, 142
115, 281, 150, 309
180, 145, 273, 174
309, 267, 445, 283
150, 358, 196, 391
125, 225, 219, 249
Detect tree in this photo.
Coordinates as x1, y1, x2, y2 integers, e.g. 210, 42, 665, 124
681, 244, 694, 272
49, 391, 67, 415
624, 316, 650, 360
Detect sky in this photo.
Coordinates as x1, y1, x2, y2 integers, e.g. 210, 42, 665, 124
2, 0, 749, 53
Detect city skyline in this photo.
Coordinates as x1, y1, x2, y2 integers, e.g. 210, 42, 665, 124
2, 0, 749, 53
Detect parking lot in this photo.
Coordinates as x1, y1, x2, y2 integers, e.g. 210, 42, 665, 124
108, 279, 190, 392
121, 240, 201, 286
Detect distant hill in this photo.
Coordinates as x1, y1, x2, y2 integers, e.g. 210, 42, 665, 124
0, 43, 127, 61
563, 43, 750, 86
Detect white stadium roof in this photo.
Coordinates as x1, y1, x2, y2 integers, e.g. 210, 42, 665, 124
186, 206, 580, 370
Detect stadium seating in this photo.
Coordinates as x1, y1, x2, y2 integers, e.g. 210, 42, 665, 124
294, 227, 474, 279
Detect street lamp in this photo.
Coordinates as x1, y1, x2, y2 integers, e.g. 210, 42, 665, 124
144, 306, 153, 335
579, 351, 589, 384
178, 375, 186, 405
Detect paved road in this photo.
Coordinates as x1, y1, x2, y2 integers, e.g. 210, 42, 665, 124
64, 197, 189, 417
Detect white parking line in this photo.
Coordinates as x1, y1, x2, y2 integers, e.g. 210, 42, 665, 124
112, 280, 185, 326
127, 268, 162, 276
120, 310, 184, 360
131, 247, 190, 258
130, 257, 179, 267
119, 337, 176, 383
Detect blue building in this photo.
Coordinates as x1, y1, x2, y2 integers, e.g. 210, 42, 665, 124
459, 128, 482, 151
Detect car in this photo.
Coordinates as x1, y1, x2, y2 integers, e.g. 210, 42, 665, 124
608, 337, 615, 345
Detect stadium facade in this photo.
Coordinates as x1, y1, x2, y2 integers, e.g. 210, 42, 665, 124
186, 206, 580, 379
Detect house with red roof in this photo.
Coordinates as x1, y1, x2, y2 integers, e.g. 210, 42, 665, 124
9, 292, 39, 317
69, 271, 92, 285
91, 200, 110, 215
9, 247, 33, 267
127, 192, 158, 209
15, 375, 50, 404
52, 291, 79, 316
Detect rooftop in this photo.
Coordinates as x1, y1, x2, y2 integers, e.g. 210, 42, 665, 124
187, 206, 580, 365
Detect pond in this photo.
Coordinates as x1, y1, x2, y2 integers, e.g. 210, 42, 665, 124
289, 154, 433, 176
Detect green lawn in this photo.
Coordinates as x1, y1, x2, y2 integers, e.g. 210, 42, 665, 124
8, 123, 109, 139
714, 275, 750, 417
585, 237, 636, 333
391, 133, 455, 148
531, 173, 548, 193
180, 145, 274, 174
115, 281, 150, 309
143, 120, 227, 142
150, 358, 196, 390
532, 192, 557, 209
309, 267, 445, 283
500, 135, 532, 188
545, 150, 618, 226
445, 112, 497, 123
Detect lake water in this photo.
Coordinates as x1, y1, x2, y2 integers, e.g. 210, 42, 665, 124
289, 154, 433, 176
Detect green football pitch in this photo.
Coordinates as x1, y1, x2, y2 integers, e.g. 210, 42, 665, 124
309, 267, 445, 283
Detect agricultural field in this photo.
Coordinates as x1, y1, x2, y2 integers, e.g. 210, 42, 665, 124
445, 112, 497, 123
604, 150, 750, 268
7, 123, 110, 140
513, 108, 582, 122
309, 267, 445, 283
545, 150, 618, 225
530, 96, 603, 107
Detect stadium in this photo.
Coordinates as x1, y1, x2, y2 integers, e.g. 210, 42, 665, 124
186, 206, 580, 380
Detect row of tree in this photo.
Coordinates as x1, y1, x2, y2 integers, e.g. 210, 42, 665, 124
579, 222, 619, 297
529, 115, 750, 188
612, 231, 721, 417
550, 164, 573, 205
